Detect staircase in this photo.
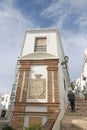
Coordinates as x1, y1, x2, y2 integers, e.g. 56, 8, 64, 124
60, 99, 87, 130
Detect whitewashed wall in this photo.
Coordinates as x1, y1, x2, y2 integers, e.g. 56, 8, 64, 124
52, 62, 69, 130
20, 28, 70, 130
52, 30, 69, 130
76, 49, 87, 91
21, 31, 60, 57
1, 93, 10, 110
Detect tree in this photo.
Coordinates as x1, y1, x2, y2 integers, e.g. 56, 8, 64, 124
70, 81, 75, 90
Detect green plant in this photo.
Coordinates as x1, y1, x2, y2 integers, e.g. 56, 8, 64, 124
25, 124, 42, 130
2, 124, 15, 130
70, 81, 75, 90
83, 92, 87, 100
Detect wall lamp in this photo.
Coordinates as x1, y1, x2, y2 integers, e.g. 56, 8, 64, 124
61, 56, 69, 65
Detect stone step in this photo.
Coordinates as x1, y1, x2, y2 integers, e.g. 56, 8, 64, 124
60, 124, 83, 130
75, 103, 87, 106
76, 103, 87, 105
66, 108, 87, 116
75, 98, 87, 101
65, 112, 87, 116
76, 101, 87, 104
68, 106, 87, 111
75, 103, 87, 105
68, 103, 87, 108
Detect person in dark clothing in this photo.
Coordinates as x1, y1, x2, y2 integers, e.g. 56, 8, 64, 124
68, 90, 75, 112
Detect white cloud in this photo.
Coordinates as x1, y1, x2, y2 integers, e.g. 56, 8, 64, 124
70, 0, 87, 6
0, 0, 35, 93
75, 13, 87, 30
41, 0, 87, 31
41, 1, 72, 29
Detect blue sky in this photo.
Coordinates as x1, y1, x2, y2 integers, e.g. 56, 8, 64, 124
0, 0, 87, 93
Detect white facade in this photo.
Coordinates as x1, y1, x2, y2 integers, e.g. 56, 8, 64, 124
21, 29, 64, 60
1, 93, 10, 110
12, 28, 70, 130
82, 49, 87, 91
21, 28, 70, 129
75, 49, 87, 97
0, 93, 10, 117
82, 49, 87, 77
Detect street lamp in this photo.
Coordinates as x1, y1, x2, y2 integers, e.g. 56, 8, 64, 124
61, 56, 69, 65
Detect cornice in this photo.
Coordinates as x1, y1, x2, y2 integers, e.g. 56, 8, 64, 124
26, 28, 59, 34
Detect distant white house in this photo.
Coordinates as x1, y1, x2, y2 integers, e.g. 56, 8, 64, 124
11, 28, 70, 130
0, 93, 10, 117
75, 49, 87, 97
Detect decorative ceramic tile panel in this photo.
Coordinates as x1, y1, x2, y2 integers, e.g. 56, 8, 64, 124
29, 74, 46, 99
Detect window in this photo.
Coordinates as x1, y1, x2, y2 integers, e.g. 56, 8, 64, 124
64, 79, 66, 90
34, 37, 47, 52
5, 96, 8, 102
1, 97, 4, 101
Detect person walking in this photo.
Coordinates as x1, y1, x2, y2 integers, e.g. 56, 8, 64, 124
68, 90, 75, 112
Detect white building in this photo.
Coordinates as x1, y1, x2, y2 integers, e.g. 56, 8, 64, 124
11, 28, 70, 130
75, 49, 87, 97
0, 93, 10, 117
8, 60, 20, 122
82, 49, 87, 91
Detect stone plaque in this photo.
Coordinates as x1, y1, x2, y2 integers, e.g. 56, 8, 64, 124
29, 74, 46, 99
